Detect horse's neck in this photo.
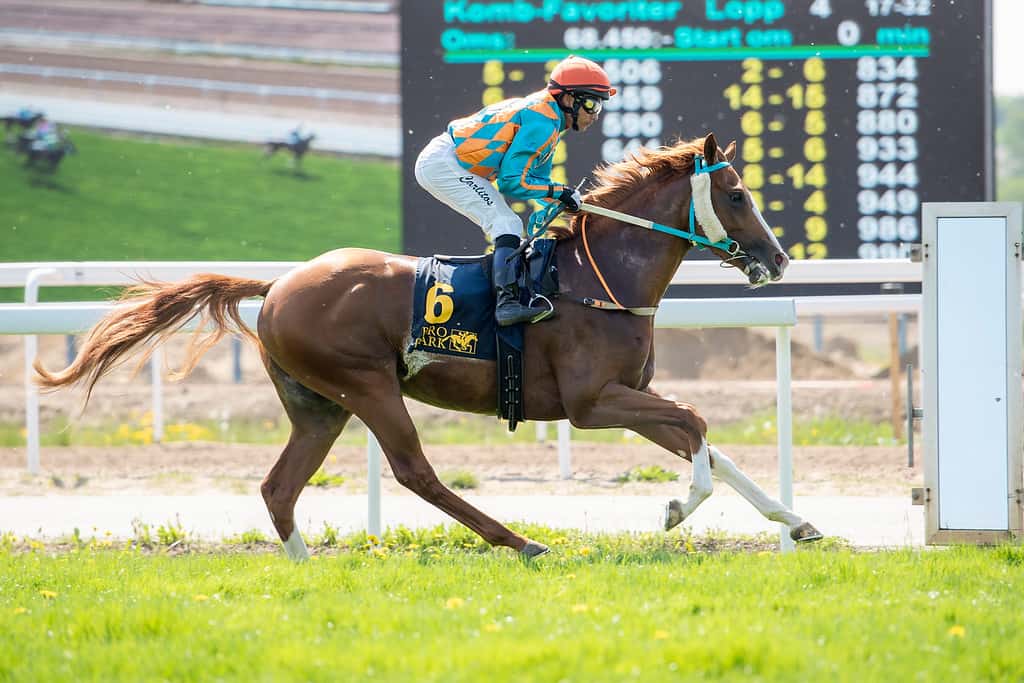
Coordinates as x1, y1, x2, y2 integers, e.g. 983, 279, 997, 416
560, 176, 691, 307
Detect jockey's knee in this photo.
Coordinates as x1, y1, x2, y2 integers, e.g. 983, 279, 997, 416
486, 217, 523, 243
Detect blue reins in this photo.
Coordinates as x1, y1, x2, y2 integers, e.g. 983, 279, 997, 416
527, 155, 740, 256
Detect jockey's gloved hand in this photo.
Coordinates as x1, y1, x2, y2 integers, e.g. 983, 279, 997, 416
558, 186, 583, 213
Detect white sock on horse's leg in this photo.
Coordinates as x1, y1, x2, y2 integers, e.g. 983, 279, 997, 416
708, 444, 803, 528
282, 528, 310, 563
665, 439, 713, 529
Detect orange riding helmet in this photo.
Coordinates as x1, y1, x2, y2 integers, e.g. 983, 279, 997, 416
547, 55, 617, 100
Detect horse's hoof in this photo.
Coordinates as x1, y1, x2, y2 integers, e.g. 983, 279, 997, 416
664, 499, 684, 531
521, 540, 550, 559
790, 522, 823, 543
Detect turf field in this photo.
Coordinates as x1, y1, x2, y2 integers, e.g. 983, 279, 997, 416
1, 528, 1021, 682
0, 129, 400, 301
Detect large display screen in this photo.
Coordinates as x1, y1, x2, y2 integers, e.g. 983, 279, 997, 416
400, 0, 991, 264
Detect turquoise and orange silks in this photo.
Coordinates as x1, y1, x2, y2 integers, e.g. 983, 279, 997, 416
447, 90, 567, 202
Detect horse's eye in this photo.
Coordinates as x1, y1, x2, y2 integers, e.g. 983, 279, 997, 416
729, 191, 745, 205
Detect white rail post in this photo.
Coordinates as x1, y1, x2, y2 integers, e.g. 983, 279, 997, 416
367, 430, 382, 537
535, 421, 547, 442
558, 419, 572, 479
776, 326, 795, 553
150, 345, 164, 443
23, 267, 58, 475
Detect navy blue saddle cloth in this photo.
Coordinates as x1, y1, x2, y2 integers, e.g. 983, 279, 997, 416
407, 239, 559, 361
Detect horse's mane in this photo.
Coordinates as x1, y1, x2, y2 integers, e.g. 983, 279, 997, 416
553, 136, 706, 239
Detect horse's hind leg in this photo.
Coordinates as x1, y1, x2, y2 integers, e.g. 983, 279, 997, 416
338, 373, 548, 557
261, 359, 350, 561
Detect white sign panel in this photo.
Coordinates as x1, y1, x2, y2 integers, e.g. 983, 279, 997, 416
922, 203, 1023, 543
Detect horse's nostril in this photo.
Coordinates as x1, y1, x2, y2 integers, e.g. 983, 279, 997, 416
775, 253, 787, 267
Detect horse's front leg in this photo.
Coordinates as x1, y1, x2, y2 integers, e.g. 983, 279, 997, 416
562, 382, 821, 543
706, 443, 822, 542
560, 382, 714, 525
634, 416, 821, 542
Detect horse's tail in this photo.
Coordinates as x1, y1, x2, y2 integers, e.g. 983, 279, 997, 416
34, 274, 273, 405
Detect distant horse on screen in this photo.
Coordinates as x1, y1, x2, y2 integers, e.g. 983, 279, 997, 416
264, 132, 316, 171
23, 138, 76, 172
35, 133, 822, 560
2, 110, 43, 134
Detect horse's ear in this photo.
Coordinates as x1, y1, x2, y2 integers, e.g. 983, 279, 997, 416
724, 140, 737, 162
703, 133, 718, 161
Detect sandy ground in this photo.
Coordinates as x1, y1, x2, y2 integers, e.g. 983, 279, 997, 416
0, 439, 921, 499
0, 326, 921, 501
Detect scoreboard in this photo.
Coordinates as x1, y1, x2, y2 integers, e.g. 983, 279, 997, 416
400, 0, 992, 263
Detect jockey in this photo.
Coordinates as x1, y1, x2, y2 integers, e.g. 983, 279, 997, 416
414, 55, 616, 326
29, 119, 58, 151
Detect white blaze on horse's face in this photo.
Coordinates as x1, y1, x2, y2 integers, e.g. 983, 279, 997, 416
690, 171, 729, 245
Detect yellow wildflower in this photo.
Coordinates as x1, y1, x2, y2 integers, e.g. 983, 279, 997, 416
571, 604, 588, 613
39, 590, 57, 599
654, 630, 670, 640
13, 607, 27, 615
445, 597, 464, 610
483, 622, 501, 632
579, 546, 592, 556
947, 625, 966, 638
193, 594, 209, 602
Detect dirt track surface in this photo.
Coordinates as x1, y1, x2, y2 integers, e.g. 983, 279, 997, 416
0, 0, 397, 54
0, 328, 921, 500
0, 440, 921, 499
0, 0, 399, 123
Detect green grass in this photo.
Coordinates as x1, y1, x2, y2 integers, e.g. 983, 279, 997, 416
440, 469, 479, 490
615, 464, 680, 484
709, 410, 899, 447
0, 410, 902, 448
306, 466, 346, 488
0, 128, 400, 302
0, 531, 1021, 682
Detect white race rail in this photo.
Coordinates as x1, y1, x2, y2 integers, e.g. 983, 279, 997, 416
0, 258, 921, 287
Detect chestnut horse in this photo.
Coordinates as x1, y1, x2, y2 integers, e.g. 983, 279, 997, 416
35, 133, 822, 559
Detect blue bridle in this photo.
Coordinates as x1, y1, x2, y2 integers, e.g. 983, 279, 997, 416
685, 155, 739, 254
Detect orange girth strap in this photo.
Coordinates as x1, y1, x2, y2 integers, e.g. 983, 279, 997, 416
579, 214, 658, 317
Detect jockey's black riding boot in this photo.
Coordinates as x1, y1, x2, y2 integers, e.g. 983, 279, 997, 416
493, 235, 547, 327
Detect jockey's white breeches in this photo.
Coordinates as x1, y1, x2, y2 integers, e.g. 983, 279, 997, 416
414, 133, 524, 242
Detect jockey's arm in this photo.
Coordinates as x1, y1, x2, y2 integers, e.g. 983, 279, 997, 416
496, 115, 565, 202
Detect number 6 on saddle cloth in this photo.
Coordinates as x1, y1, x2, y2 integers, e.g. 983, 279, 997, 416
408, 239, 560, 430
